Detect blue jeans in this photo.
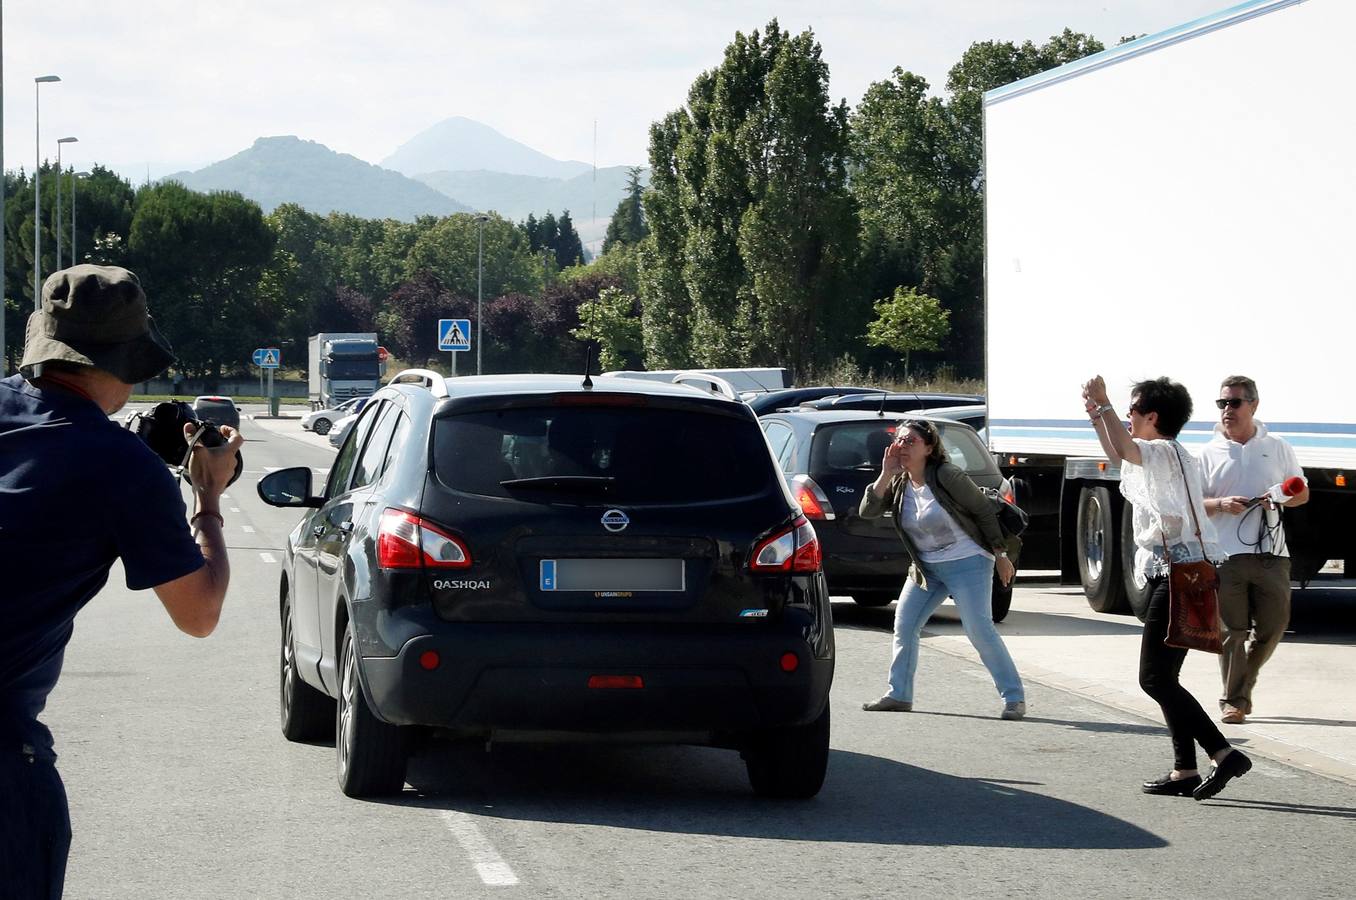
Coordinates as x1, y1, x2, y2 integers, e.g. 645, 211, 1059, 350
885, 554, 1024, 704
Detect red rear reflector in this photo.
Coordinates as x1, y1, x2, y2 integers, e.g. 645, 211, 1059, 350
588, 675, 644, 689
780, 652, 799, 673
419, 650, 441, 671
1338, 474, 1347, 487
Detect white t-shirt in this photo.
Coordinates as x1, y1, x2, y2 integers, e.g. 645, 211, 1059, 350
899, 482, 990, 564
1119, 439, 1223, 578
1198, 421, 1305, 557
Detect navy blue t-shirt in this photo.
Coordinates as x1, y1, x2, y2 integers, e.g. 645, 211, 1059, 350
0, 375, 205, 757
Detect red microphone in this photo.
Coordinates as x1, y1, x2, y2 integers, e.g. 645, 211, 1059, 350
1244, 476, 1305, 508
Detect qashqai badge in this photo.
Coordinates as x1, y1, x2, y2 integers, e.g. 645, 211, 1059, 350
601, 509, 630, 532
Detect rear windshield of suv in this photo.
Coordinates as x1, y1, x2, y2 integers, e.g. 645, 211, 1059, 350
434, 405, 777, 503
193, 399, 237, 423
810, 421, 993, 477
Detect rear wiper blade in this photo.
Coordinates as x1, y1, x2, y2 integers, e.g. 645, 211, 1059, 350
499, 475, 617, 492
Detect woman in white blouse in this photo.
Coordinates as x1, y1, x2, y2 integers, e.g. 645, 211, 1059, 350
1084, 375, 1251, 801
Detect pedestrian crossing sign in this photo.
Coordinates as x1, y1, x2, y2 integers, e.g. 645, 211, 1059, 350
438, 318, 471, 352
253, 347, 280, 368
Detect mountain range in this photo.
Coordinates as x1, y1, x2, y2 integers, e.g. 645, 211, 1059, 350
162, 118, 644, 249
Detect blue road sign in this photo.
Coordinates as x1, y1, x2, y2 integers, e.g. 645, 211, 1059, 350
253, 347, 280, 368
438, 318, 471, 352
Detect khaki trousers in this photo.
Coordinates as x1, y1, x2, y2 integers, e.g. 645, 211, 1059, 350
1217, 553, 1291, 711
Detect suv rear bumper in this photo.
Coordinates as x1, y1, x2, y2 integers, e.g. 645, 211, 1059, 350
360, 621, 833, 735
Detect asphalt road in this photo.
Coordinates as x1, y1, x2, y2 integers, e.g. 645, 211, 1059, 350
45, 409, 1356, 898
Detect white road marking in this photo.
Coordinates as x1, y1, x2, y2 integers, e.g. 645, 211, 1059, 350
260, 552, 277, 564
438, 811, 519, 886
241, 525, 256, 534
230, 507, 241, 513
221, 493, 231, 501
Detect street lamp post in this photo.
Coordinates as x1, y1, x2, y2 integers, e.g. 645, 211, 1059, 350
475, 214, 488, 375
34, 75, 62, 309
72, 172, 87, 265
55, 137, 78, 270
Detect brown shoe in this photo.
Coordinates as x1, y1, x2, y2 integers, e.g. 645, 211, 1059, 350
1221, 704, 1246, 725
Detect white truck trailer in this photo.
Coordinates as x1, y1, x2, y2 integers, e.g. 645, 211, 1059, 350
984, 0, 1356, 616
308, 332, 382, 410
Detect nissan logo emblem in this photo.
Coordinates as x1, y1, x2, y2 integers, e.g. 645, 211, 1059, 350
601, 509, 630, 532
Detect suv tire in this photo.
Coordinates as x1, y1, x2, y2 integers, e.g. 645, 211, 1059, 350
312, 418, 332, 436
280, 595, 335, 742
743, 700, 830, 799
337, 623, 408, 797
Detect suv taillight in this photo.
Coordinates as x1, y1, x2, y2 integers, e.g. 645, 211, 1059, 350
377, 509, 471, 570
750, 516, 822, 574
790, 475, 834, 520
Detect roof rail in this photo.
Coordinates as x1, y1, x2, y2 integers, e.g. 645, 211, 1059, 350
387, 368, 450, 398
670, 370, 738, 400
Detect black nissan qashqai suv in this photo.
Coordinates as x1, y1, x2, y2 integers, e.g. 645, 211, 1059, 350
258, 370, 834, 799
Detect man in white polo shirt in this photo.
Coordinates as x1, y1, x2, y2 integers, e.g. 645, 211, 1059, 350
1199, 375, 1308, 725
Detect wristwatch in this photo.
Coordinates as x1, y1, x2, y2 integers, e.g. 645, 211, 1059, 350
995, 550, 1009, 559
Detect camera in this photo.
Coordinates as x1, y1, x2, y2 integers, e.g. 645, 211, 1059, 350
124, 401, 243, 487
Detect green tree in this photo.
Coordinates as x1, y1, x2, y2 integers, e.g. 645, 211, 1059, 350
865, 286, 950, 379
638, 21, 858, 380
126, 182, 276, 379
602, 167, 649, 255
850, 30, 1103, 376
573, 286, 643, 371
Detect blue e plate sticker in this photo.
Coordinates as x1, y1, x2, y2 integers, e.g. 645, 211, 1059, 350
540, 560, 556, 591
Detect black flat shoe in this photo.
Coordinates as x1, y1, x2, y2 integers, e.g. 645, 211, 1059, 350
1141, 773, 1202, 796
1193, 751, 1252, 801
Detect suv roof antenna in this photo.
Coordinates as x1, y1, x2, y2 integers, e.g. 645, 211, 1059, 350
876, 390, 888, 419
582, 345, 594, 390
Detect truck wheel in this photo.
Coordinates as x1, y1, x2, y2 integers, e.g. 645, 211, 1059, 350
1077, 486, 1128, 614
991, 571, 1014, 623
313, 418, 332, 436
336, 623, 408, 797
743, 700, 830, 799
1119, 502, 1152, 621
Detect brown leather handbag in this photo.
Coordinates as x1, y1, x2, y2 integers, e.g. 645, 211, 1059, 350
1163, 447, 1223, 654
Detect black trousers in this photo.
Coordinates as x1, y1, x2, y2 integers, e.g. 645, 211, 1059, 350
1138, 577, 1229, 771
0, 748, 70, 899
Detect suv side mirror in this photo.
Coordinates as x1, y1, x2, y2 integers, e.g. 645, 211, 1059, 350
258, 467, 325, 508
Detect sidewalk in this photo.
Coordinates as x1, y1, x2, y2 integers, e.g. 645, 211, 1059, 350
921, 579, 1356, 785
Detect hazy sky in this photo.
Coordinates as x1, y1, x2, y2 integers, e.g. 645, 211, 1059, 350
6, 0, 1229, 179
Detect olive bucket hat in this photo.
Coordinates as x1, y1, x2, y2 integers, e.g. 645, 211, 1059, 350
21, 265, 176, 384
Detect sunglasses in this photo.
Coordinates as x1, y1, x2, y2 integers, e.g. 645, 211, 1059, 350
1215, 397, 1249, 410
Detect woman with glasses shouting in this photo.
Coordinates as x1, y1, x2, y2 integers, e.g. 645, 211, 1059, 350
1083, 375, 1250, 801
859, 418, 1027, 720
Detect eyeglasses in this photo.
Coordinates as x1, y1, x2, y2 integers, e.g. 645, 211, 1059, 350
1215, 397, 1249, 410
896, 433, 920, 447
1127, 405, 1144, 417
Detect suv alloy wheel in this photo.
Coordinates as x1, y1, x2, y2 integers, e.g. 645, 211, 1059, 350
336, 623, 409, 797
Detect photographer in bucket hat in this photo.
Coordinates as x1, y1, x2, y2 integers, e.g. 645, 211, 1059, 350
1, 265, 242, 897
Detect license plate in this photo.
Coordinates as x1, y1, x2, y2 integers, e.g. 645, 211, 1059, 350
540, 559, 685, 592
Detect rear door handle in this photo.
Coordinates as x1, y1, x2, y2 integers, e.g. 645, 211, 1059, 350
312, 524, 326, 538
337, 521, 355, 535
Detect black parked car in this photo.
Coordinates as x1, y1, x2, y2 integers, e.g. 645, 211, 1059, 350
758, 409, 1017, 621
746, 386, 880, 416
258, 371, 834, 799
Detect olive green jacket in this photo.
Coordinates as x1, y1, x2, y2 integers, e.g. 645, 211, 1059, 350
859, 459, 1018, 589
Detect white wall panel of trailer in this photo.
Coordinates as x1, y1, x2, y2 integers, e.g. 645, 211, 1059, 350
984, 0, 1356, 469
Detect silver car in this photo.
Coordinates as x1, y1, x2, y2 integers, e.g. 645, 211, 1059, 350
302, 397, 367, 436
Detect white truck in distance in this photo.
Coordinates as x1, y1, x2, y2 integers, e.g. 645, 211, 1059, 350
983, 0, 1356, 616
308, 333, 381, 410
